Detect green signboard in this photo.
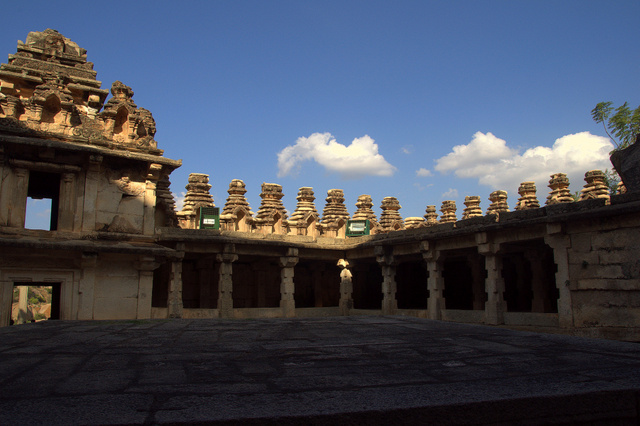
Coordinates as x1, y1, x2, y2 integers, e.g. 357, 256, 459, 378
199, 206, 220, 230
346, 219, 370, 237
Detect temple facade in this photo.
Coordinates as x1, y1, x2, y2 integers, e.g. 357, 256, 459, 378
1, 30, 639, 341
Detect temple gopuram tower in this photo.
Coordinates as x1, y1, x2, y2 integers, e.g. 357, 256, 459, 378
288, 187, 320, 237
220, 179, 254, 232
320, 189, 350, 238
0, 29, 181, 325
254, 183, 288, 234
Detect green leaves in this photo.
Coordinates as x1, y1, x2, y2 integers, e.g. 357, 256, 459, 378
591, 101, 640, 149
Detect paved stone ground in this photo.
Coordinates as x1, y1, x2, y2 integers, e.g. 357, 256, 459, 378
1, 316, 639, 425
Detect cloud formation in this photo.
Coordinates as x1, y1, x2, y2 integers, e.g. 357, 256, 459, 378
416, 168, 433, 177
277, 133, 396, 179
434, 131, 613, 191
441, 188, 459, 199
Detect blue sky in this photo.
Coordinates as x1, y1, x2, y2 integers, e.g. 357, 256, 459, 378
3, 0, 639, 226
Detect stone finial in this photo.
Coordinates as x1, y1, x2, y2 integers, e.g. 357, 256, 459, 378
404, 217, 425, 229
579, 170, 610, 203
220, 179, 255, 231
379, 197, 404, 232
515, 181, 540, 210
288, 187, 320, 236
424, 205, 438, 226
180, 173, 214, 215
320, 189, 350, 237
254, 183, 288, 234
352, 194, 379, 234
462, 196, 482, 219
486, 190, 509, 215
546, 173, 574, 205
439, 200, 457, 223
176, 173, 214, 229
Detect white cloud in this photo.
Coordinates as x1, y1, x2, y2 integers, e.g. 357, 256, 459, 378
416, 168, 433, 177
401, 145, 413, 154
277, 132, 396, 179
442, 188, 458, 199
434, 131, 613, 194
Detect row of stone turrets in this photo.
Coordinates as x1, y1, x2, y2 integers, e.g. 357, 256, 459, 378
175, 170, 623, 237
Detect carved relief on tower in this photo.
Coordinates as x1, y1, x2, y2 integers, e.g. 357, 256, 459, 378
0, 30, 161, 155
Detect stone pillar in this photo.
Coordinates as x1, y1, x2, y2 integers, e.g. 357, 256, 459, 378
136, 256, 160, 319
544, 224, 573, 328
168, 245, 184, 318
526, 250, 549, 313
279, 248, 299, 317
143, 163, 162, 236
82, 155, 102, 232
217, 245, 238, 318
422, 242, 445, 320
8, 168, 28, 228
77, 252, 98, 320
337, 259, 353, 315
57, 172, 76, 231
376, 246, 397, 315
17, 285, 29, 324
478, 233, 506, 325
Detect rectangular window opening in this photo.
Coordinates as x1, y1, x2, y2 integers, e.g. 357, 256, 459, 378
26, 171, 60, 231
11, 283, 61, 325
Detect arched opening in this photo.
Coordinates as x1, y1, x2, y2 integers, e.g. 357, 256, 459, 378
114, 107, 129, 137
41, 95, 61, 124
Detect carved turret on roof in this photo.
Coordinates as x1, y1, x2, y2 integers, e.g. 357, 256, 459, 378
254, 183, 288, 234
424, 205, 438, 226
320, 189, 350, 238
546, 173, 574, 205
439, 200, 457, 224
404, 217, 425, 229
462, 196, 482, 219
379, 197, 404, 232
220, 179, 254, 232
0, 29, 165, 157
156, 174, 179, 227
515, 182, 540, 210
579, 170, 610, 204
486, 190, 509, 215
177, 173, 214, 229
288, 187, 320, 237
352, 194, 380, 234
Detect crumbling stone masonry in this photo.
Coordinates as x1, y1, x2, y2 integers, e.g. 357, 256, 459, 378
1, 30, 640, 341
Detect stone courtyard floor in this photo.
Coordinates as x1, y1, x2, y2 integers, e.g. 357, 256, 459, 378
0, 316, 639, 425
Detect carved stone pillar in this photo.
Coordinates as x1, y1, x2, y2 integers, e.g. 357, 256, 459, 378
526, 250, 549, 313
478, 233, 506, 325
422, 242, 444, 320
376, 246, 397, 315
279, 248, 299, 318
544, 224, 573, 328
217, 245, 238, 318
57, 172, 76, 231
77, 252, 98, 320
136, 256, 160, 319
338, 259, 353, 315
8, 168, 28, 228
82, 155, 102, 232
168, 246, 184, 318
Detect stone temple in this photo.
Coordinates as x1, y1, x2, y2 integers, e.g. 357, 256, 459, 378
1, 30, 639, 341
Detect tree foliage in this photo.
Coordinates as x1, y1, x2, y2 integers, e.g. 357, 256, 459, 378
591, 102, 640, 149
